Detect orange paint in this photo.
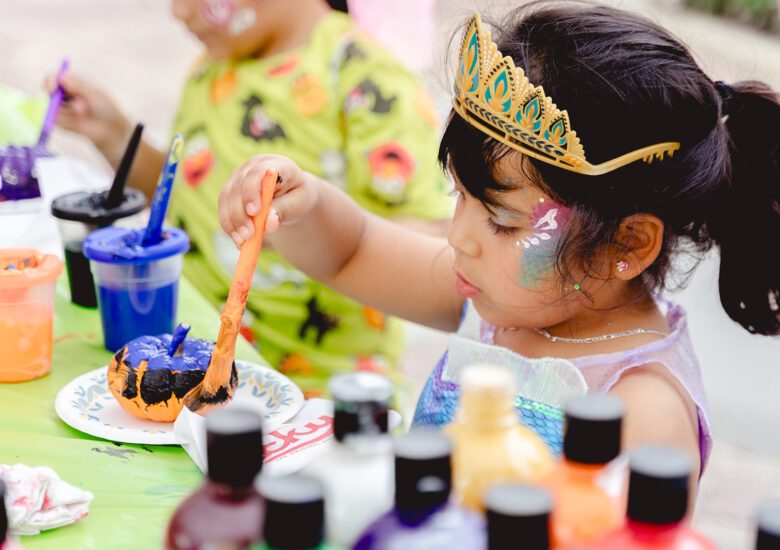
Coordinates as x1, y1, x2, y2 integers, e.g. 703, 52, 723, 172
0, 249, 62, 383
544, 461, 625, 546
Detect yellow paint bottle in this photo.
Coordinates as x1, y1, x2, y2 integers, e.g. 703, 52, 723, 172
446, 364, 554, 511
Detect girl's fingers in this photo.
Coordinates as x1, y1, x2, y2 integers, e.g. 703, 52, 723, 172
241, 164, 266, 216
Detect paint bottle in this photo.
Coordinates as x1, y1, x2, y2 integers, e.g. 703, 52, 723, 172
252, 475, 339, 550
587, 446, 715, 550
543, 395, 625, 546
445, 364, 554, 510
51, 188, 146, 308
0, 481, 24, 550
484, 484, 553, 550
756, 500, 780, 549
354, 429, 485, 549
166, 407, 265, 550
83, 226, 189, 351
299, 372, 394, 548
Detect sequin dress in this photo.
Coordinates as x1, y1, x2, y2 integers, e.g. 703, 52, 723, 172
413, 301, 712, 471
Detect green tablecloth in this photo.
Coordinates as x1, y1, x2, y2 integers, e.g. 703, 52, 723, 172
0, 277, 267, 549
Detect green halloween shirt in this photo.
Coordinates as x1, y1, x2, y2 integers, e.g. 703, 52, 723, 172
169, 11, 451, 398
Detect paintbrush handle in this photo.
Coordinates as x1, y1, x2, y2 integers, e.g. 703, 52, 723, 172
105, 123, 144, 209
141, 134, 183, 247
38, 59, 69, 147
203, 170, 277, 388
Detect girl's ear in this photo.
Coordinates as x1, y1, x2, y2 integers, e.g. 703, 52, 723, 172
613, 214, 665, 280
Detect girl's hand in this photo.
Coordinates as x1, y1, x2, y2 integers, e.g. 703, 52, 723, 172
44, 73, 132, 160
218, 155, 319, 248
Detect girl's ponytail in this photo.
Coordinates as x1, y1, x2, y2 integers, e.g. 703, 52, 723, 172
710, 80, 780, 335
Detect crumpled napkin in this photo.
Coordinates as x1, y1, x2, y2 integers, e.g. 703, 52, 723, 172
0, 464, 94, 536
175, 398, 402, 478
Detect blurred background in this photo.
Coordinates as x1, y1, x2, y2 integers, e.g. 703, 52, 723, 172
2, 0, 779, 547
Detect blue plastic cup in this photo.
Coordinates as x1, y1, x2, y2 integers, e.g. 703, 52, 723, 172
83, 226, 189, 351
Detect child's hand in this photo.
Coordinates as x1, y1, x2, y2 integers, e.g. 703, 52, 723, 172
219, 155, 318, 248
44, 73, 131, 158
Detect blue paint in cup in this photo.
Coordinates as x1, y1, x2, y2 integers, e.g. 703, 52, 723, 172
83, 226, 189, 351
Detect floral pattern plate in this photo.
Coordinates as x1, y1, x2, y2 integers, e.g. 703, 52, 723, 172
54, 361, 305, 445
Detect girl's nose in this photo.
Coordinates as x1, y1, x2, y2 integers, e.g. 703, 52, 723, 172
447, 219, 481, 258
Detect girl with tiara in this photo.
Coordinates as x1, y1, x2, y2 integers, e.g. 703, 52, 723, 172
217, 1, 780, 482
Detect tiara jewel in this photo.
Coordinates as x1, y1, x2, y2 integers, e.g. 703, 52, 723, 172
452, 13, 681, 176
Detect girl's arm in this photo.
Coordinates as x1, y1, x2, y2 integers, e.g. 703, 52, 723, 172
609, 364, 702, 493
219, 155, 464, 331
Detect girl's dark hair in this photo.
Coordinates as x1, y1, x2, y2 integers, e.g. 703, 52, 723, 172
439, 0, 780, 335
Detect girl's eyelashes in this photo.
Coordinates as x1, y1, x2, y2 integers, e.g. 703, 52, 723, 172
487, 217, 519, 236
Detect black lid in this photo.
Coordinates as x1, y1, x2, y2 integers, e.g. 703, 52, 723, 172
260, 475, 324, 549
206, 407, 264, 486
563, 395, 624, 465
485, 484, 552, 550
394, 429, 452, 510
330, 372, 392, 442
0, 479, 7, 541
627, 446, 691, 525
51, 187, 146, 226
757, 500, 780, 549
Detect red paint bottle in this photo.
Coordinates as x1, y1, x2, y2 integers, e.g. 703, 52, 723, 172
587, 446, 715, 550
166, 407, 266, 549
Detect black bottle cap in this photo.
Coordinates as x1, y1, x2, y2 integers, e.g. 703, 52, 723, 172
394, 429, 452, 510
206, 407, 264, 487
330, 372, 392, 442
757, 500, 780, 549
563, 395, 624, 465
485, 484, 552, 550
0, 480, 7, 542
627, 446, 691, 525
260, 475, 324, 550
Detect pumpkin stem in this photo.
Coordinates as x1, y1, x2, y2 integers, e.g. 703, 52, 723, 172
168, 323, 191, 356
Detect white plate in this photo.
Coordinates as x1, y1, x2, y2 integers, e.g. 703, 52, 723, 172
55, 361, 305, 445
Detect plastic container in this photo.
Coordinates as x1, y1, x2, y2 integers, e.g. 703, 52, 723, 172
0, 249, 62, 382
166, 407, 266, 549
354, 429, 485, 550
544, 395, 626, 546
254, 475, 339, 550
485, 484, 553, 550
299, 372, 395, 547
0, 144, 49, 214
83, 226, 188, 351
51, 188, 146, 308
445, 364, 554, 510
588, 446, 715, 550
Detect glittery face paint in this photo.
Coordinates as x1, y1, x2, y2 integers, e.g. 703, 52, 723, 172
228, 6, 257, 36
514, 199, 571, 288
202, 0, 235, 27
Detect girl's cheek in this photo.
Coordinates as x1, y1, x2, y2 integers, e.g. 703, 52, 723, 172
512, 200, 571, 289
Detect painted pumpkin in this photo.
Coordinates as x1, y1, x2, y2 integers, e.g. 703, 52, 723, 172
108, 327, 237, 422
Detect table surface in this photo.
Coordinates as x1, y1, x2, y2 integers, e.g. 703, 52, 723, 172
0, 277, 267, 550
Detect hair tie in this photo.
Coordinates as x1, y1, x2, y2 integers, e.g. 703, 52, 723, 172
714, 80, 735, 114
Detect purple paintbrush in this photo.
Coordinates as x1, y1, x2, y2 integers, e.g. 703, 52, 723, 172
37, 58, 70, 147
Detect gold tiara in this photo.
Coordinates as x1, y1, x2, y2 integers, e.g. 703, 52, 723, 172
452, 13, 681, 176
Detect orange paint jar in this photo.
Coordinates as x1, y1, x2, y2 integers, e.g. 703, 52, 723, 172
0, 249, 62, 382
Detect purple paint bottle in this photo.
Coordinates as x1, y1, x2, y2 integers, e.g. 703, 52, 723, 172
83, 226, 188, 351
354, 429, 485, 550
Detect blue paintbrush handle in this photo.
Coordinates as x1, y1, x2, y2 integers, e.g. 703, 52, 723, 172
141, 134, 184, 247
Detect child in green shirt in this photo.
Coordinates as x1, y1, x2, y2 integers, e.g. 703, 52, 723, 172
49, 0, 451, 400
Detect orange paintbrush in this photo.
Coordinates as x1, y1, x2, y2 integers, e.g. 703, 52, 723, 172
185, 169, 278, 413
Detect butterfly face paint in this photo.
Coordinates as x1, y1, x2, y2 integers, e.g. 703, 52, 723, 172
228, 7, 257, 36
201, 0, 255, 37
514, 199, 571, 288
